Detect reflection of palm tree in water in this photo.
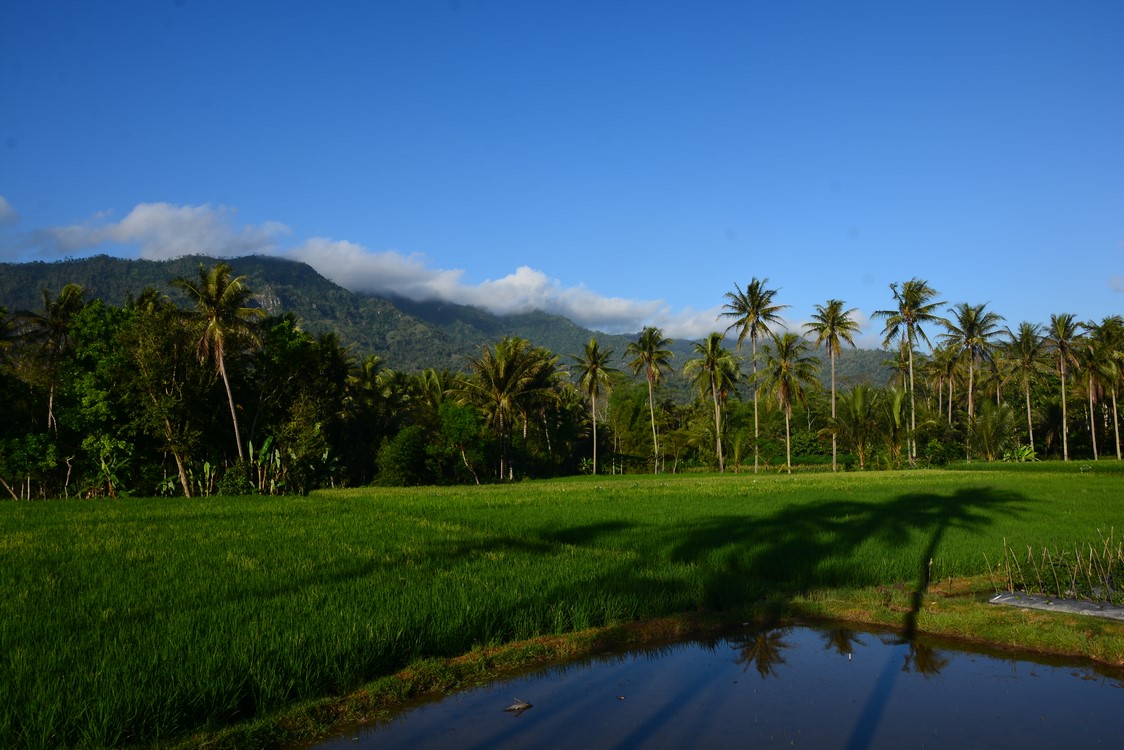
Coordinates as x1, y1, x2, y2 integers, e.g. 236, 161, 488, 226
732, 627, 792, 678
875, 633, 950, 677
821, 627, 864, 658
903, 641, 949, 676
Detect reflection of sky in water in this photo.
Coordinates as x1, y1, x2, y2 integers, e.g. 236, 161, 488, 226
312, 624, 1124, 749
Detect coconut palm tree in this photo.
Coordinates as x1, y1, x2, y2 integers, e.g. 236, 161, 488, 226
1045, 313, 1080, 461
1003, 322, 1048, 451
171, 262, 265, 461
15, 283, 86, 433
873, 279, 945, 464
721, 278, 788, 473
683, 332, 740, 472
939, 302, 1005, 423
1078, 316, 1124, 461
803, 299, 860, 471
570, 338, 619, 475
761, 332, 820, 473
1082, 316, 1124, 460
626, 327, 674, 473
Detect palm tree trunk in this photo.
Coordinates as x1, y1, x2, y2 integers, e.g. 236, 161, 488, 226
47, 383, 58, 434
646, 377, 659, 474
1061, 366, 1069, 461
590, 398, 598, 475
752, 336, 759, 474
499, 412, 508, 480
1024, 380, 1035, 451
710, 373, 724, 472
1112, 385, 1121, 460
830, 352, 837, 472
171, 445, 191, 498
784, 405, 792, 474
460, 448, 480, 485
218, 355, 246, 461
948, 379, 953, 425
907, 335, 917, 465
967, 357, 975, 421
1088, 374, 1098, 460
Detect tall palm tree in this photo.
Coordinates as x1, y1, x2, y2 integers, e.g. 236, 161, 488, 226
683, 332, 740, 472
721, 278, 788, 473
626, 327, 674, 473
939, 302, 1004, 422
1082, 316, 1124, 460
172, 262, 265, 461
15, 283, 86, 432
1078, 316, 1124, 461
570, 338, 619, 475
1045, 313, 1080, 461
803, 299, 860, 471
761, 332, 820, 473
872, 278, 945, 464
1003, 322, 1048, 451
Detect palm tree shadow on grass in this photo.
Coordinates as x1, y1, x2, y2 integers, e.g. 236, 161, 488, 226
666, 486, 1026, 630
421, 484, 1027, 649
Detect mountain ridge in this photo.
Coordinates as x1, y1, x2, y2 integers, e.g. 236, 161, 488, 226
0, 254, 893, 384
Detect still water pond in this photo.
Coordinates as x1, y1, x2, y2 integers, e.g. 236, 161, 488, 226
313, 623, 1123, 749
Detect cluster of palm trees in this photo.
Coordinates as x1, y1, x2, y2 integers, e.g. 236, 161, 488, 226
573, 278, 826, 475
4, 262, 1121, 497
574, 275, 1121, 475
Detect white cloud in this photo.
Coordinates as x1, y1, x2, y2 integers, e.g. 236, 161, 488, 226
36, 203, 288, 259
0, 196, 18, 226
32, 201, 723, 337
287, 238, 703, 335
288, 238, 466, 301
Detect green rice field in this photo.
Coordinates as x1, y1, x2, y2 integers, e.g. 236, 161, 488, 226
2, 464, 1121, 749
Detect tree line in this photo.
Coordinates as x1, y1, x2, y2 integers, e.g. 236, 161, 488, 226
0, 264, 1119, 498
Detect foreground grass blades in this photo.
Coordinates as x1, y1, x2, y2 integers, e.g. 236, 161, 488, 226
2, 464, 1122, 749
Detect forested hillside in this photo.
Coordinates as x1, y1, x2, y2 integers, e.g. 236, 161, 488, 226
0, 255, 893, 384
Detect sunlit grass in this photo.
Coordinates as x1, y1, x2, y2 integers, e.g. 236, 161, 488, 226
1, 463, 1120, 749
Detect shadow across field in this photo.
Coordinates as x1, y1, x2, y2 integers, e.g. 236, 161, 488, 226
666, 485, 1026, 625
425, 483, 1028, 645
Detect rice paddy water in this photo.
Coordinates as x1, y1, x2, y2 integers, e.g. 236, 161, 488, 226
308, 621, 1124, 750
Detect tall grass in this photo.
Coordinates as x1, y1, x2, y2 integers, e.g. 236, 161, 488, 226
1, 464, 1119, 748
995, 530, 1123, 605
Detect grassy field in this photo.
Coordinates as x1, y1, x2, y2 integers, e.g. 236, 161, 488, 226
2, 463, 1122, 749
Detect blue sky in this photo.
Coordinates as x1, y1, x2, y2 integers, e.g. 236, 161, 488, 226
2, 0, 1121, 345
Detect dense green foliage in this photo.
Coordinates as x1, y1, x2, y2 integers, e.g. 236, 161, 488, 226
2, 466, 1120, 748
1, 261, 1121, 498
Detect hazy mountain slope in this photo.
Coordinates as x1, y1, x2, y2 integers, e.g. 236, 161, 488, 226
0, 255, 893, 384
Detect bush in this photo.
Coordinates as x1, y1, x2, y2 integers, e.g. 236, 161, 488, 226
377, 426, 431, 486
217, 459, 256, 496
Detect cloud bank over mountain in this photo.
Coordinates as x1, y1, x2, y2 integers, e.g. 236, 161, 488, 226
10, 201, 723, 338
